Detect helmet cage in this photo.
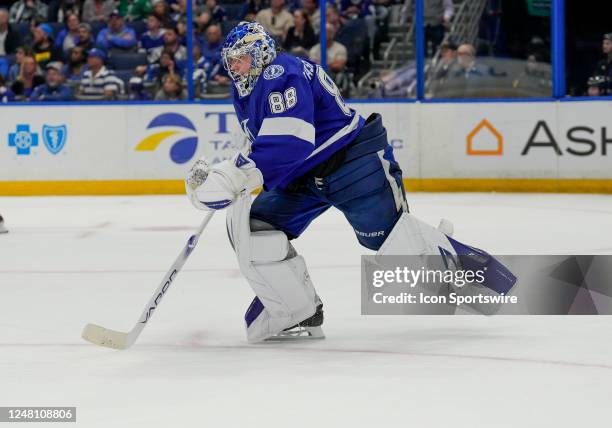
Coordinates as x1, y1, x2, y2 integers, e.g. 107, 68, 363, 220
222, 22, 276, 97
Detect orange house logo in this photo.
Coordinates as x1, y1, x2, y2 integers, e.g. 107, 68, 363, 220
466, 119, 503, 155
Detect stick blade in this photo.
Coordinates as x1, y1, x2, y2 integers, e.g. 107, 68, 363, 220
82, 323, 130, 350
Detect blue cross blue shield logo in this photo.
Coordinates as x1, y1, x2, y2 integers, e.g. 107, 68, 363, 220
8, 124, 38, 155
42, 125, 67, 155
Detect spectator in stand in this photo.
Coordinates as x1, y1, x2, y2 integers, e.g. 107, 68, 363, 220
152, 0, 174, 27
309, 23, 349, 95
139, 13, 165, 62
192, 42, 218, 90
79, 48, 125, 99
283, 9, 316, 57
10, 54, 44, 99
176, 17, 188, 42
510, 53, 550, 95
256, 0, 294, 43
593, 33, 612, 92
61, 45, 87, 82
371, 0, 389, 60
199, 23, 228, 83
0, 74, 15, 102
431, 40, 457, 81
0, 7, 22, 55
96, 9, 137, 52
82, 0, 115, 23
81, 0, 115, 22
142, 48, 183, 87
326, 5, 343, 34
30, 61, 73, 100
119, 0, 153, 22
201, 0, 226, 25
340, 0, 372, 19
171, 0, 201, 24
54, 12, 80, 55
127, 75, 152, 99
48, 0, 81, 23
0, 55, 8, 77
77, 23, 94, 51
424, 0, 453, 57
450, 43, 489, 79
154, 73, 186, 100
301, 0, 319, 35
32, 24, 63, 68
309, 23, 347, 73
7, 45, 33, 81
240, 0, 265, 22
200, 24, 222, 63
148, 24, 186, 63
586, 75, 608, 97
9, 0, 47, 24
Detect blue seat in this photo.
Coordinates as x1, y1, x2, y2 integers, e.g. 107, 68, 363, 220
89, 21, 106, 39
130, 20, 147, 38
222, 19, 239, 35
48, 22, 65, 38
0, 56, 9, 79
108, 52, 148, 70
224, 4, 243, 20
12, 22, 31, 41
113, 69, 134, 85
4, 54, 16, 66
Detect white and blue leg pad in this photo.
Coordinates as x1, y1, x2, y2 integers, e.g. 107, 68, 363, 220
227, 193, 318, 342
377, 212, 516, 294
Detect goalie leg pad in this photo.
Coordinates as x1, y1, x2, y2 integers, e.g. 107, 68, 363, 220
227, 194, 318, 342
378, 212, 516, 295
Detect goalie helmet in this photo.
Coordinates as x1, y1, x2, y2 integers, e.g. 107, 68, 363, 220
221, 21, 277, 97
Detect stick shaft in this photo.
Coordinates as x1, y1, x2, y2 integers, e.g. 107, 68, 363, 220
128, 211, 215, 341
83, 212, 215, 349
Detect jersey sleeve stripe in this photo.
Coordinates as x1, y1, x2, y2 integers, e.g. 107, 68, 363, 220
258, 117, 315, 144
306, 113, 361, 160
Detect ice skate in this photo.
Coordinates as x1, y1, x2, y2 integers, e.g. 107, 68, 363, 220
266, 304, 325, 341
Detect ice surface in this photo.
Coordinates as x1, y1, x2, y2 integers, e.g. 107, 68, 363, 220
1, 193, 611, 427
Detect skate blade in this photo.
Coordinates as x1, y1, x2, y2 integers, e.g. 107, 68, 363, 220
265, 326, 325, 341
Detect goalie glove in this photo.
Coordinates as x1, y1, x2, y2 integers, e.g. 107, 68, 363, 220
186, 152, 264, 210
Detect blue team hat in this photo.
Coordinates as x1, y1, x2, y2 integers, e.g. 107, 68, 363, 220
110, 9, 124, 18
87, 48, 107, 61
38, 23, 54, 39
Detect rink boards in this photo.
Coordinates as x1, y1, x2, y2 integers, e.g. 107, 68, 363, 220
1, 100, 611, 195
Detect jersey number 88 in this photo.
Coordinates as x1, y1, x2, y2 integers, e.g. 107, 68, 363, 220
269, 88, 298, 114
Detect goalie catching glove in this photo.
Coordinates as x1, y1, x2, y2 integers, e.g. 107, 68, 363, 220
186, 152, 264, 210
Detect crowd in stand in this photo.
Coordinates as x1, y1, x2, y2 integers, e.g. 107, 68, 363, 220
0, 0, 396, 102
586, 33, 611, 97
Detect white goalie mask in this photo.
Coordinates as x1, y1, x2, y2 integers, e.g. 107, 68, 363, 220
221, 21, 277, 98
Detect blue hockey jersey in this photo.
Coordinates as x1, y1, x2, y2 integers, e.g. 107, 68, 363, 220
232, 53, 364, 190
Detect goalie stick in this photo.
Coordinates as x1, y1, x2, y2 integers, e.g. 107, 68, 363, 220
82, 211, 215, 350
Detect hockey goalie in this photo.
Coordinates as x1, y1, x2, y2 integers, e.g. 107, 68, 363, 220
185, 22, 516, 342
